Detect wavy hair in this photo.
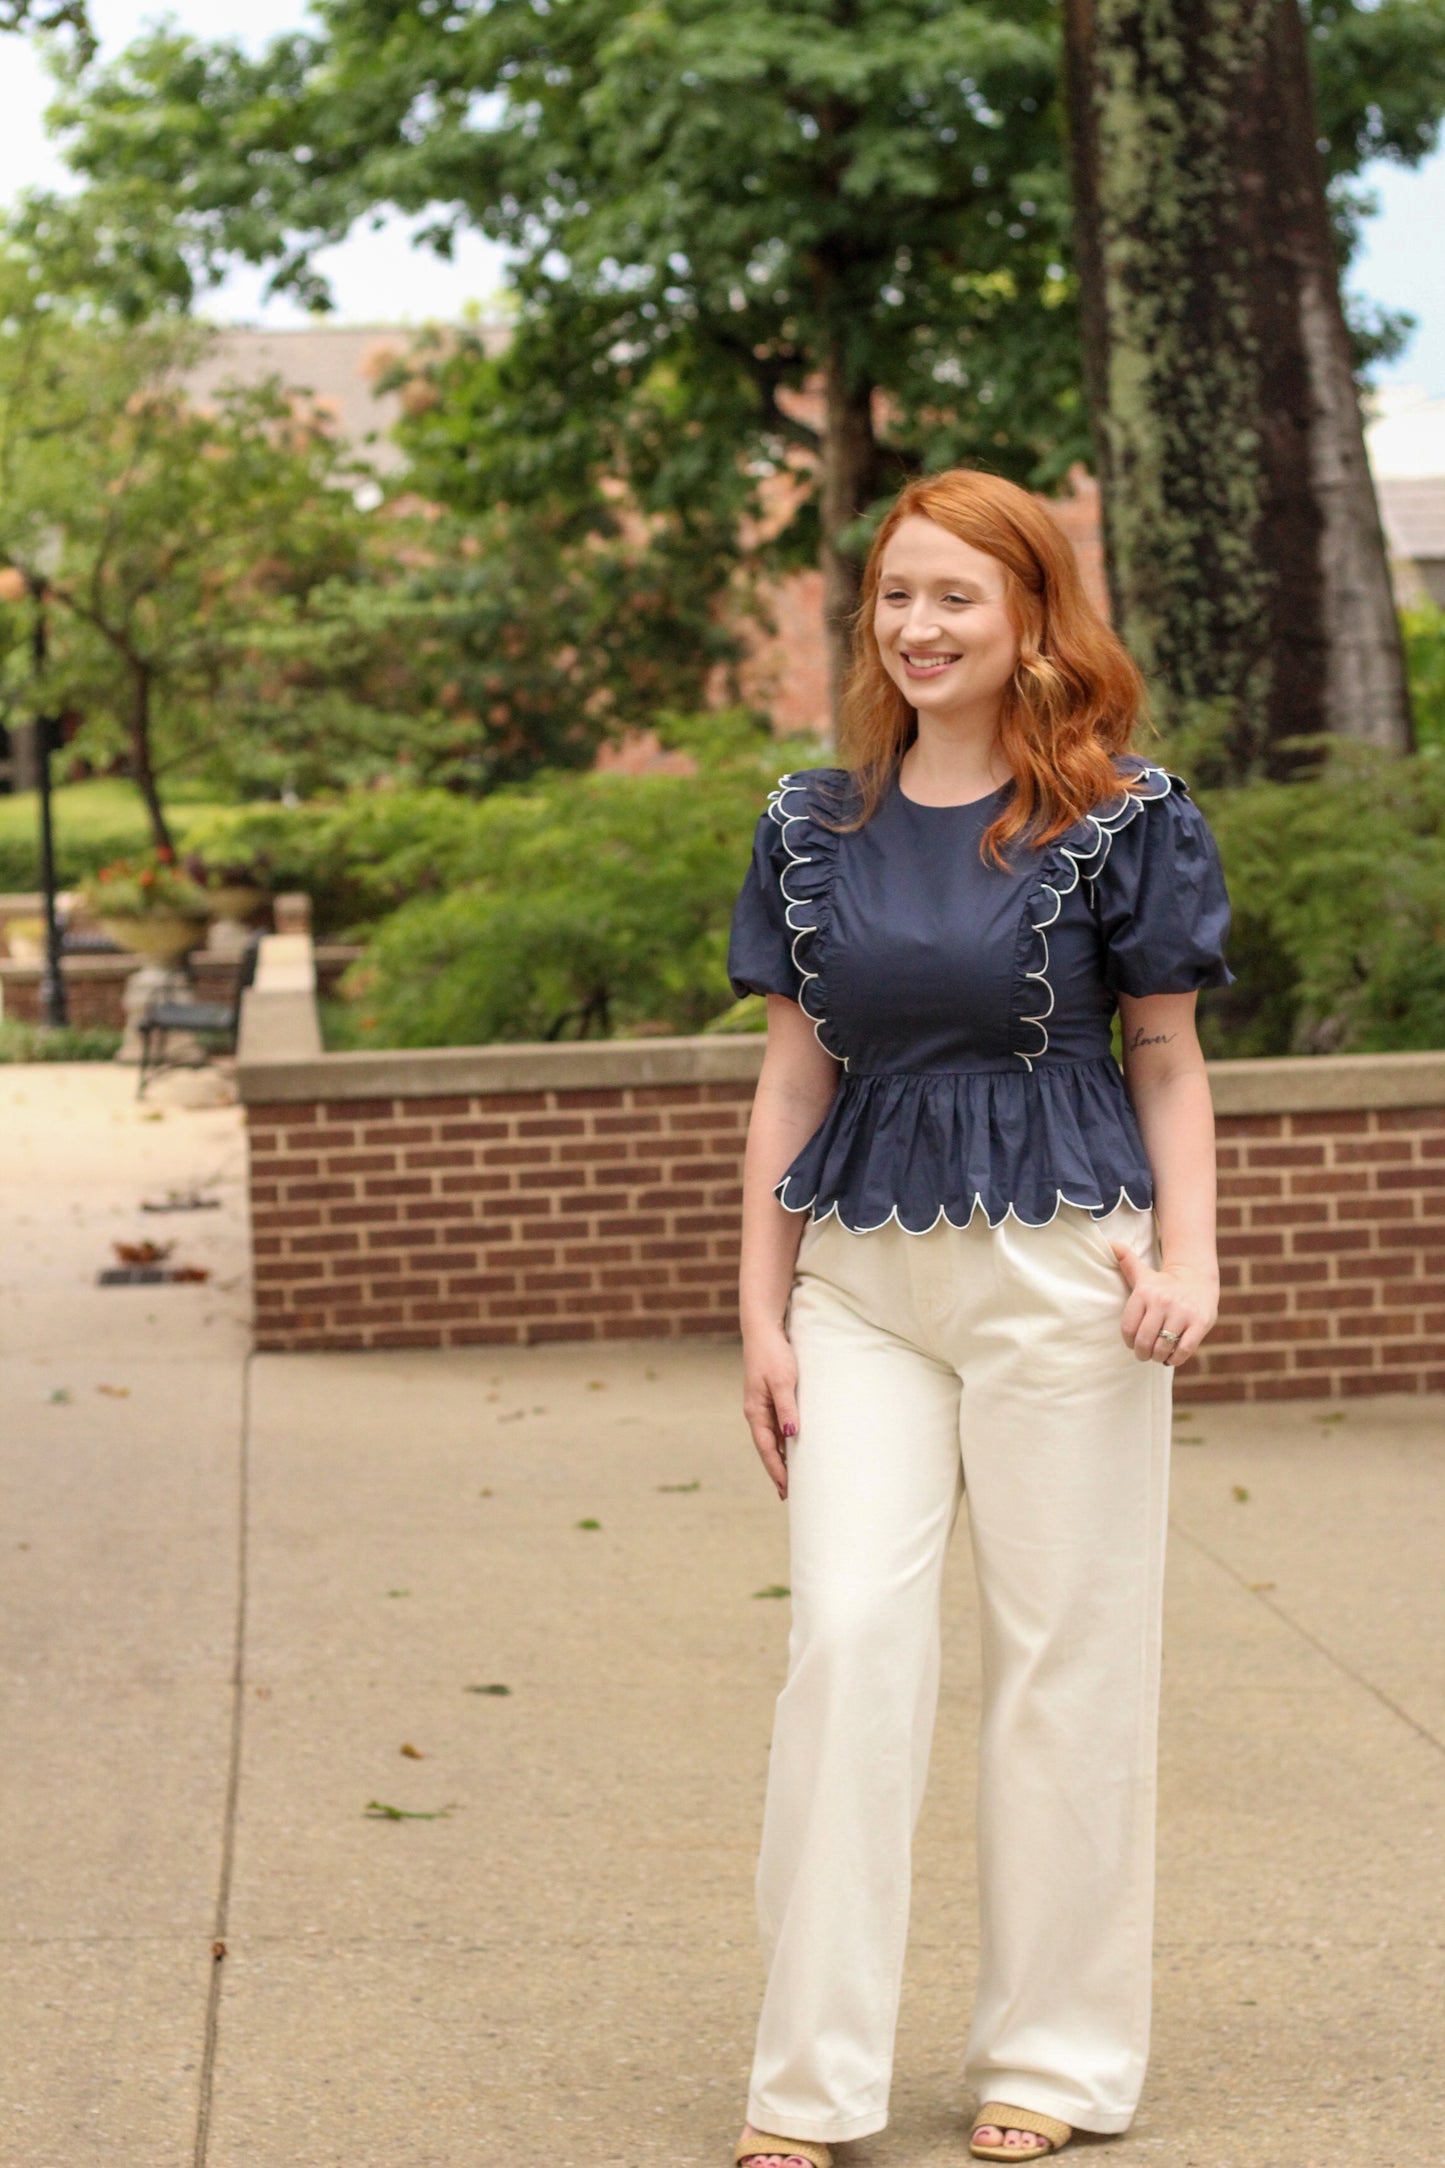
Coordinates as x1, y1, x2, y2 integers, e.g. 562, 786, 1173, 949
820, 468, 1153, 867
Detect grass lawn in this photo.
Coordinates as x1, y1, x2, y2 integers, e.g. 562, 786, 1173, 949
0, 781, 230, 891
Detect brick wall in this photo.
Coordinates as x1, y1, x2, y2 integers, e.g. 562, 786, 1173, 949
1202, 1104, 1445, 1402
0, 944, 362, 1028
237, 944, 1445, 1397
246, 1078, 754, 1350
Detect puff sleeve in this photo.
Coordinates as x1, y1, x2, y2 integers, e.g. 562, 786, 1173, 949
1092, 776, 1236, 997
726, 806, 804, 1002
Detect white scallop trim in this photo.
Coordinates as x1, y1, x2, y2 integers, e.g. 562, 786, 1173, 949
775, 1174, 1154, 1232
766, 770, 851, 1071
1015, 764, 1174, 1071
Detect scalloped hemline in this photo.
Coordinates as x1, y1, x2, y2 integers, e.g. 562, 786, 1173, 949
775, 1179, 1156, 1232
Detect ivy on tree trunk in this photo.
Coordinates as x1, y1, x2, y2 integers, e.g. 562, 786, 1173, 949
1063, 0, 1414, 780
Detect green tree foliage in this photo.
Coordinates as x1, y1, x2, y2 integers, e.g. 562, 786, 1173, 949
27, 0, 1084, 718
0, 272, 419, 843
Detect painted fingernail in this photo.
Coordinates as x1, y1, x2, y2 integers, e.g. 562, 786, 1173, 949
782, 1421, 797, 1437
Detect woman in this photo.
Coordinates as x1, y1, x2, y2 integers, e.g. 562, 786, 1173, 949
724, 469, 1234, 2166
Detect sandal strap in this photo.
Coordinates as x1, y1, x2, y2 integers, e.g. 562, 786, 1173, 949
735, 2133, 833, 2168
973, 2101, 1072, 2152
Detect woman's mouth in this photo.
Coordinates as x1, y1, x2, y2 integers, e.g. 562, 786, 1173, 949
900, 651, 961, 677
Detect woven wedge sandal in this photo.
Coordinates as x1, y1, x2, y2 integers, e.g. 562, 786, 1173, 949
734, 2128, 832, 2168
969, 2102, 1072, 2160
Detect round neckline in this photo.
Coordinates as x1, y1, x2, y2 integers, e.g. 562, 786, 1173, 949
892, 769, 1013, 813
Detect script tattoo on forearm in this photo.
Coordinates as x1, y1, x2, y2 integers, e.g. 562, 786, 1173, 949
1127, 1028, 1177, 1050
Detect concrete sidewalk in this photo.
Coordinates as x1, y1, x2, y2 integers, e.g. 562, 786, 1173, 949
2, 1067, 1442, 2168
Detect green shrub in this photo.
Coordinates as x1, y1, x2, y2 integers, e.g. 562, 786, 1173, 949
1195, 741, 1445, 1056
0, 1019, 123, 1062
1403, 605, 1445, 752
323, 714, 805, 1046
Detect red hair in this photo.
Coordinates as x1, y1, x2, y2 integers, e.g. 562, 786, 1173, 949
828, 468, 1153, 865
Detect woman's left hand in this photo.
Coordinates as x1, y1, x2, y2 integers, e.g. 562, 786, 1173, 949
1108, 1247, 1219, 1367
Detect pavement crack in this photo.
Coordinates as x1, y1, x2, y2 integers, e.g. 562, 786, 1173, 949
193, 1347, 253, 2168
1168, 1515, 1445, 1760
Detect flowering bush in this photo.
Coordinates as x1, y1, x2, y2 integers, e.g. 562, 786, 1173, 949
80, 848, 210, 919
181, 848, 273, 894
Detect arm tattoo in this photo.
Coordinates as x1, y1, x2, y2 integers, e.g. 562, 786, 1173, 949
1127, 1027, 1177, 1050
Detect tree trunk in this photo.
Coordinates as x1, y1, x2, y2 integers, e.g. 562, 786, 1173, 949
1062, 0, 1413, 782
819, 340, 880, 741
128, 669, 175, 855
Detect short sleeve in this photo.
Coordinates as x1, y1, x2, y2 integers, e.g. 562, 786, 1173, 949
726, 806, 804, 1002
1093, 776, 1236, 997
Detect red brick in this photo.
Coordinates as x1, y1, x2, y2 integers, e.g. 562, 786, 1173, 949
1293, 1227, 1374, 1255
516, 1116, 588, 1138
1287, 1109, 1370, 1136
1217, 1115, 1284, 1138
395, 1094, 478, 1117
1244, 1144, 1327, 1169
1249, 1201, 1332, 1227
1374, 1105, 1445, 1130
1342, 1367, 1429, 1394
325, 1151, 398, 1175
1249, 1260, 1330, 1286
321, 1097, 395, 1121
1217, 1174, 1285, 1200
1338, 1310, 1421, 1338
1221, 1232, 1285, 1257
436, 1120, 512, 1142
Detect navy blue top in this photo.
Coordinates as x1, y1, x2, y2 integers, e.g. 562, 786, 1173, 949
726, 756, 1235, 1229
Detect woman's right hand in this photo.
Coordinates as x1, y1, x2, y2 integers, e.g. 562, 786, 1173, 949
742, 1323, 800, 1500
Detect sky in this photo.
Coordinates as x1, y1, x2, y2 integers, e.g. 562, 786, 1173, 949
0, 0, 1441, 396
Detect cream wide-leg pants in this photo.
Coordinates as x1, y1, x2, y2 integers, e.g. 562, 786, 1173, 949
745, 1198, 1173, 2146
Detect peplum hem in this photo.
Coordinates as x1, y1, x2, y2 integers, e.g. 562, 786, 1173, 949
774, 1057, 1155, 1231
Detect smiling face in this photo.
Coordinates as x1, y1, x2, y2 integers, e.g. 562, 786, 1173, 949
872, 514, 1022, 726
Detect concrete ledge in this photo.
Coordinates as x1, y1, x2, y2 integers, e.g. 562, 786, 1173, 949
1204, 1049, 1445, 1116
238, 1031, 1445, 1115
238, 1031, 767, 1104
237, 935, 322, 1066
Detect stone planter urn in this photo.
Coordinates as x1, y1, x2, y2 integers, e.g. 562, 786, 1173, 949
203, 885, 267, 959
98, 912, 208, 966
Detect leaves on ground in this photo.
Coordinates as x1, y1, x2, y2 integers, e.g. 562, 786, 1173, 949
753, 1585, 790, 1600
48, 1388, 72, 1404
364, 1799, 453, 1821
96, 1383, 130, 1397
114, 1239, 172, 1264
464, 1683, 511, 1696
386, 1587, 412, 1597
400, 1742, 424, 1759
658, 1479, 701, 1492
1232, 1485, 1250, 1503
576, 1516, 601, 1530
1248, 1580, 1277, 1593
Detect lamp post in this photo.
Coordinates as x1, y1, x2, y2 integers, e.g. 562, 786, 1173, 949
1, 541, 69, 1027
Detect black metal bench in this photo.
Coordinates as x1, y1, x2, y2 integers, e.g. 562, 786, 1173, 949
137, 929, 264, 1097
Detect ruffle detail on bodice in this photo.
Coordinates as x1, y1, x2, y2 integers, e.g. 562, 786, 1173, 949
774, 1057, 1154, 1230
1012, 762, 1175, 1069
766, 769, 853, 1066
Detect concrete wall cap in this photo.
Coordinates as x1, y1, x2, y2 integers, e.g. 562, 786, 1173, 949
236, 1034, 1445, 1112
